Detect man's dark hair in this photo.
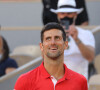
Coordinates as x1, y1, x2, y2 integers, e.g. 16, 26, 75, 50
1, 36, 10, 61
41, 22, 66, 42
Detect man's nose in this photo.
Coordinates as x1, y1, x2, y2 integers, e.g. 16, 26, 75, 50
51, 38, 55, 44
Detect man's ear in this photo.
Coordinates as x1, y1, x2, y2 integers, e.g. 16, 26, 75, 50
64, 41, 68, 50
39, 43, 44, 58
39, 42, 43, 52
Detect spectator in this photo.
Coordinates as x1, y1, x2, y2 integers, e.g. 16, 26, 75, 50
42, 0, 89, 25
14, 23, 88, 90
0, 36, 18, 77
51, 0, 95, 80
42, 0, 58, 25
75, 0, 89, 25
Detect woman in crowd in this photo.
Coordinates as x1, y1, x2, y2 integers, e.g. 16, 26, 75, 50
0, 36, 18, 77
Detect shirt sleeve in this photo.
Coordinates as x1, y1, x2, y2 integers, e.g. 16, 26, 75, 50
83, 31, 95, 48
6, 58, 18, 68
77, 27, 95, 48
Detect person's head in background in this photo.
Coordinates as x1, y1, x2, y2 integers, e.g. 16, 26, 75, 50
51, 0, 84, 28
0, 36, 9, 62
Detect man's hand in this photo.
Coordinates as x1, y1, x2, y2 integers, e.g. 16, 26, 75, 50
65, 25, 78, 41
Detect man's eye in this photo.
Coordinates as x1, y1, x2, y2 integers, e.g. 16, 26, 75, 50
46, 37, 51, 41
55, 36, 60, 40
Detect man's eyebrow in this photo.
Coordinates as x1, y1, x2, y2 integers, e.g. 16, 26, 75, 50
45, 36, 51, 40
45, 36, 51, 38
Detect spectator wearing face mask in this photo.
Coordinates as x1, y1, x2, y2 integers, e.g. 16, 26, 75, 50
42, 0, 89, 25
51, 0, 95, 80
0, 36, 18, 77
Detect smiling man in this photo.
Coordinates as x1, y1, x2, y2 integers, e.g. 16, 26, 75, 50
14, 23, 88, 90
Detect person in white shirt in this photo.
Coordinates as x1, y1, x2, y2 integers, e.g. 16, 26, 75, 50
51, 0, 95, 80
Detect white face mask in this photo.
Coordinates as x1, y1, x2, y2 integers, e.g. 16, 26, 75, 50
0, 54, 3, 61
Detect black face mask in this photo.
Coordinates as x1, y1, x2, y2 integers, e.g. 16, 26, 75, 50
60, 17, 74, 29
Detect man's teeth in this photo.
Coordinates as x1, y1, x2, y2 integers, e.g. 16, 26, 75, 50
51, 48, 57, 50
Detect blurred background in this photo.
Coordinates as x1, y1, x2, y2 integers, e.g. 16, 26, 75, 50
0, 0, 100, 51
0, 0, 100, 90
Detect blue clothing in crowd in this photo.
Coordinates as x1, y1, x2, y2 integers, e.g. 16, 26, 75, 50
0, 58, 18, 77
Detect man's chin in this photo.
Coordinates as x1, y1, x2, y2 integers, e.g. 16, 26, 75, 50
48, 56, 59, 60
46, 51, 61, 59
47, 54, 60, 60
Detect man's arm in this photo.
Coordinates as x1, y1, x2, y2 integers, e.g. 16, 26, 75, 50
5, 67, 16, 74
65, 25, 95, 62
75, 38, 95, 62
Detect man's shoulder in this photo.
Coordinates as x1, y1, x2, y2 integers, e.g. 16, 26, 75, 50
19, 66, 39, 80
14, 67, 40, 89
15, 66, 39, 84
76, 26, 94, 41
76, 26, 92, 34
68, 68, 87, 82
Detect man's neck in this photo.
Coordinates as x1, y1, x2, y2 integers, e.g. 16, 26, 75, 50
44, 56, 65, 80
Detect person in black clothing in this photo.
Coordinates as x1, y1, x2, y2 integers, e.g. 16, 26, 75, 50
42, 0, 58, 25
0, 36, 18, 77
42, 0, 89, 25
75, 0, 89, 25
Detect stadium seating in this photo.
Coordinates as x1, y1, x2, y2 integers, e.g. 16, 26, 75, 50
89, 74, 100, 90
94, 54, 100, 74
10, 45, 41, 67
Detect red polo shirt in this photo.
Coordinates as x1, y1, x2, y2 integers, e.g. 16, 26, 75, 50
14, 62, 88, 90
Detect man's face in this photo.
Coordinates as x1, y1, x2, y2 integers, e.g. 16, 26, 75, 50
57, 12, 77, 27
40, 29, 68, 59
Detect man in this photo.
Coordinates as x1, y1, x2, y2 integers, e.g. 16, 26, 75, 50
14, 23, 88, 90
51, 0, 95, 79
42, 0, 89, 25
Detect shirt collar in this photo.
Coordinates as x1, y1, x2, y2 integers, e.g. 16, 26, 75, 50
39, 62, 51, 79
63, 64, 72, 80
39, 62, 72, 80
